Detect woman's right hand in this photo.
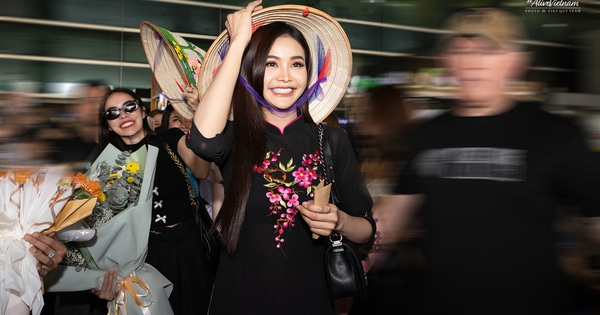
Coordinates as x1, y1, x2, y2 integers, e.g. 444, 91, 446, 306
25, 232, 67, 277
225, 0, 263, 47
192, 0, 263, 138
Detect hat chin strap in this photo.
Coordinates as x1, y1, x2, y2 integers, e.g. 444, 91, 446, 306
237, 75, 327, 119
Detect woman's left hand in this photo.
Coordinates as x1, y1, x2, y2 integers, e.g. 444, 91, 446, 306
184, 85, 200, 111
24, 232, 67, 276
297, 201, 339, 237
90, 269, 120, 301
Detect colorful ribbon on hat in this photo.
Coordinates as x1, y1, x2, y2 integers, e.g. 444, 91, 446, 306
151, 32, 189, 105
237, 74, 326, 118
236, 35, 332, 118
153, 26, 203, 87
112, 271, 153, 315
210, 39, 230, 79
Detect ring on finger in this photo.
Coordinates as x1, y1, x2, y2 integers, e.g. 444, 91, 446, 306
47, 249, 56, 259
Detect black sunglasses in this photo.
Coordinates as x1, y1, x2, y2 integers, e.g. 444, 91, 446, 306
103, 100, 140, 120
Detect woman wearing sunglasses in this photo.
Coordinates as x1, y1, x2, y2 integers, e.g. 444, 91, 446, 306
96, 87, 212, 314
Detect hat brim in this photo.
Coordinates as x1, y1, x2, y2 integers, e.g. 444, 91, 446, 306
140, 21, 206, 120
198, 5, 352, 123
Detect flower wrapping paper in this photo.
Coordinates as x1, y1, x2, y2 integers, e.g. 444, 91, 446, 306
44, 144, 175, 315
0, 168, 73, 315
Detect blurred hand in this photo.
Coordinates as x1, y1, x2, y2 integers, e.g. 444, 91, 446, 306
184, 85, 200, 111
24, 232, 66, 276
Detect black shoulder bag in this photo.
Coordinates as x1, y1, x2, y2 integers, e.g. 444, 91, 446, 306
163, 140, 221, 276
319, 123, 368, 303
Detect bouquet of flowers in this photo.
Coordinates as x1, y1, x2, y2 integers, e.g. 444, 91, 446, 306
44, 144, 175, 315
0, 167, 97, 315
60, 151, 145, 268
44, 172, 101, 240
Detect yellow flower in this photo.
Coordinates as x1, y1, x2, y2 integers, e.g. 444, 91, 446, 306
107, 173, 120, 185
97, 193, 106, 203
125, 162, 140, 174
126, 177, 135, 184
172, 41, 181, 52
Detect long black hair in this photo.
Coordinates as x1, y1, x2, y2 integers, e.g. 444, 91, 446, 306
98, 87, 154, 151
215, 22, 313, 254
159, 104, 176, 134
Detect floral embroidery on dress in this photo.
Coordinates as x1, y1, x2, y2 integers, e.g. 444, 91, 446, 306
254, 149, 323, 252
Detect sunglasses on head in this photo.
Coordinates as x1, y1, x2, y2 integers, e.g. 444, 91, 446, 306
103, 100, 140, 120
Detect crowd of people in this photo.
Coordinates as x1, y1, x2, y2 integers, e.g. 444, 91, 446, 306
5, 1, 600, 314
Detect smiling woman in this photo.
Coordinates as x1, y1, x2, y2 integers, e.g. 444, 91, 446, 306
102, 95, 147, 145
96, 87, 212, 314
185, 2, 375, 314
262, 35, 309, 115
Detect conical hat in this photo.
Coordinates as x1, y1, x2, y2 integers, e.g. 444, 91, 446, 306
140, 21, 206, 119
198, 5, 352, 123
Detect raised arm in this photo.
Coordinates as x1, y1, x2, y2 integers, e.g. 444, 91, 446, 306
193, 0, 263, 138
178, 135, 211, 179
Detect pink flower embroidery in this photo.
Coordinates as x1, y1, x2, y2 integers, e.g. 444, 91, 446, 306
293, 167, 309, 183
286, 194, 299, 208
254, 159, 270, 173
266, 191, 281, 203
278, 186, 291, 201
302, 156, 312, 166
298, 178, 312, 189
255, 149, 323, 253
308, 168, 318, 181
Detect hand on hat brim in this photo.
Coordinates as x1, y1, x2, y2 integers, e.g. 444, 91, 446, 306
225, 0, 263, 47
183, 85, 200, 111
243, 0, 263, 12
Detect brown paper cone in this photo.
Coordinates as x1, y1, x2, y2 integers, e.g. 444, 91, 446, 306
312, 180, 331, 239
44, 197, 97, 235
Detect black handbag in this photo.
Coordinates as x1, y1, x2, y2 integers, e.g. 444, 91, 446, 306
163, 141, 221, 276
318, 123, 368, 302
324, 232, 368, 300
